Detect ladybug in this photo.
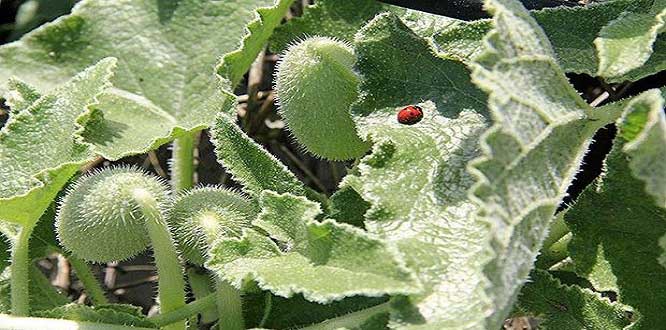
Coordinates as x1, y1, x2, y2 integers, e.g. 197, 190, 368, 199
397, 105, 423, 125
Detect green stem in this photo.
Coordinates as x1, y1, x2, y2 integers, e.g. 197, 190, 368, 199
537, 233, 572, 269
10, 222, 36, 316
67, 254, 109, 305
586, 100, 627, 128
171, 133, 196, 192
0, 314, 156, 330
215, 279, 244, 330
258, 293, 273, 328
187, 268, 217, 324
299, 302, 391, 330
133, 189, 187, 330
542, 213, 569, 251
149, 293, 217, 327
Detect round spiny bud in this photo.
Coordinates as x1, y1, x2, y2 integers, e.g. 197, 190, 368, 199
275, 36, 370, 160
167, 187, 257, 266
56, 167, 169, 263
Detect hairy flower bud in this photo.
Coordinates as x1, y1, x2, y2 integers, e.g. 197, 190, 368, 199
56, 167, 169, 263
167, 187, 257, 266
275, 37, 370, 160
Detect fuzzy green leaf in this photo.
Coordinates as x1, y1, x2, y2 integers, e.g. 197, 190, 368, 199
351, 14, 487, 119
328, 186, 370, 228
513, 270, 630, 330
34, 304, 155, 328
219, 0, 295, 87
468, 0, 619, 327
342, 12, 491, 329
210, 114, 305, 198
0, 59, 115, 225
243, 292, 388, 329
206, 191, 420, 304
270, 0, 460, 54
619, 89, 666, 208
0, 0, 290, 160
3, 79, 41, 113
81, 90, 177, 160
566, 139, 666, 329
596, 0, 666, 79
432, 0, 666, 83
270, 0, 392, 53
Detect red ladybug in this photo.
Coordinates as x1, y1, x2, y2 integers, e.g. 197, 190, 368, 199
397, 105, 423, 125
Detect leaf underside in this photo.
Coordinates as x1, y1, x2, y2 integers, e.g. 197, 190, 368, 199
470, 0, 614, 327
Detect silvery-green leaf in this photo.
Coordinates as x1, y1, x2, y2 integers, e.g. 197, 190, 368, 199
595, 0, 666, 79
0, 0, 292, 160
468, 0, 622, 327
343, 12, 491, 329
206, 191, 420, 304
270, 0, 394, 53
432, 0, 666, 83
0, 59, 115, 225
210, 114, 306, 198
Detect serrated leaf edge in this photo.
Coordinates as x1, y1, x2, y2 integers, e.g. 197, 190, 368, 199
214, 191, 421, 304
0, 57, 117, 207
217, 0, 296, 87
595, 4, 666, 78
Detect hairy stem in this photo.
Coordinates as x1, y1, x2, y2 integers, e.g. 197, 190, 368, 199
10, 222, 36, 316
171, 133, 197, 192
67, 254, 109, 305
300, 302, 391, 330
133, 189, 187, 330
149, 293, 217, 327
0, 315, 156, 330
187, 268, 218, 324
216, 279, 244, 330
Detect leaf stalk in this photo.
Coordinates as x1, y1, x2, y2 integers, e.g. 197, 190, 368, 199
10, 222, 36, 316
171, 132, 197, 192
134, 189, 187, 330
149, 292, 217, 327
215, 279, 245, 330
